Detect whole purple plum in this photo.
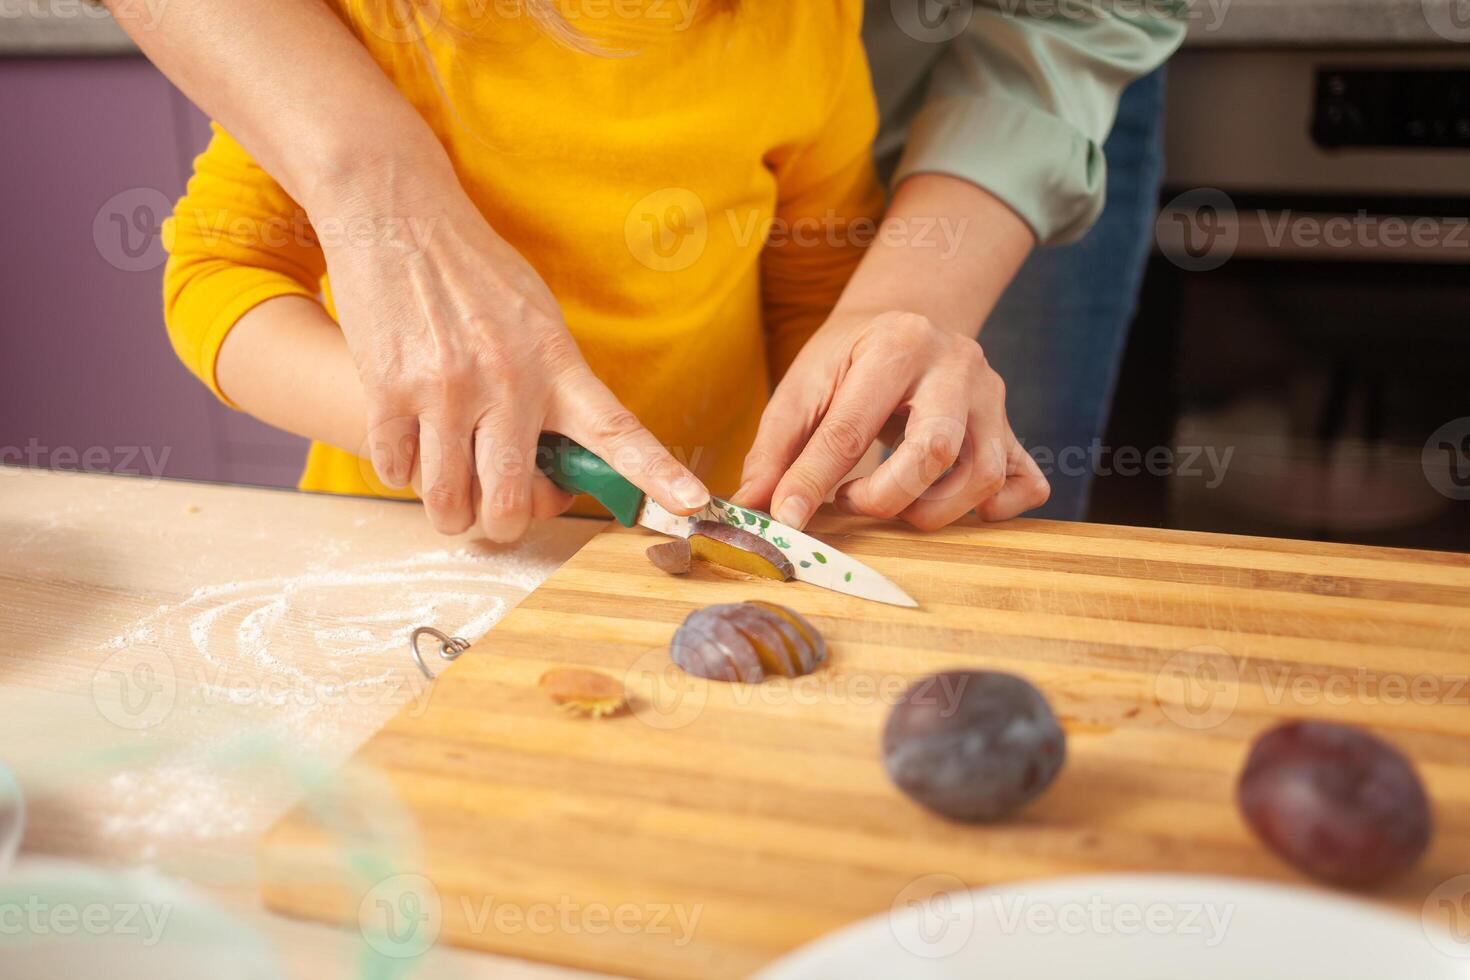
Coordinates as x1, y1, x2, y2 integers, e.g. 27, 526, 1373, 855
882, 671, 1065, 822
1237, 720, 1432, 888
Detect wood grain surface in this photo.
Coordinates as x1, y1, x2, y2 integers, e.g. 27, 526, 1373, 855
0, 468, 603, 979
259, 514, 1470, 978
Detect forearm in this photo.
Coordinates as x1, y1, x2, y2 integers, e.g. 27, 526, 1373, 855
98, 0, 451, 211
216, 296, 370, 456
830, 173, 1035, 338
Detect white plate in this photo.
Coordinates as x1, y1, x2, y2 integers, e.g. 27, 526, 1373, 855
757, 874, 1470, 980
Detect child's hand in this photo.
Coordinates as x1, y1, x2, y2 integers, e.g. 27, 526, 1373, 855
733, 310, 1050, 532
321, 177, 710, 542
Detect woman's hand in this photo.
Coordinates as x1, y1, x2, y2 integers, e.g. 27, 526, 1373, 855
103, 0, 707, 541
318, 162, 710, 542
734, 310, 1049, 531
732, 174, 1053, 533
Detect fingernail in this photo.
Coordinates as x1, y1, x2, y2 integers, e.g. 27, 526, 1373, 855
731, 481, 755, 505
673, 476, 710, 511
773, 496, 812, 529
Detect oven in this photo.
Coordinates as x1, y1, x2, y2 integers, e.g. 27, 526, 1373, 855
1096, 43, 1470, 551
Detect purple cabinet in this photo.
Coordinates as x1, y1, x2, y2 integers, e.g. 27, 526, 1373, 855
0, 57, 307, 487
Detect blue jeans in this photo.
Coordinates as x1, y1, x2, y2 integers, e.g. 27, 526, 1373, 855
980, 69, 1167, 521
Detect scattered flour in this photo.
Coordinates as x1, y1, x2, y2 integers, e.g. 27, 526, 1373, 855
100, 765, 255, 863
91, 535, 570, 858
103, 622, 159, 651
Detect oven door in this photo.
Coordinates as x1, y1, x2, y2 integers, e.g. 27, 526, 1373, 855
1095, 47, 1470, 551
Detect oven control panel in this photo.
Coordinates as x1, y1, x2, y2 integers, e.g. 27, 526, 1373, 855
1314, 68, 1470, 149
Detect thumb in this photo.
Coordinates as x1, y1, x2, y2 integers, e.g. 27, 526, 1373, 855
731, 382, 814, 511
549, 368, 710, 515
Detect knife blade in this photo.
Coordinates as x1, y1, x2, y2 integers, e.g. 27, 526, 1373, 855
537, 434, 918, 608
637, 495, 918, 608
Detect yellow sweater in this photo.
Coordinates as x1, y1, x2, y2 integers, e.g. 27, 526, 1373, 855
162, 1, 884, 501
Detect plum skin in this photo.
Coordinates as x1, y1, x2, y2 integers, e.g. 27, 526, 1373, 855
669, 602, 826, 683
1237, 720, 1432, 888
646, 538, 692, 575
882, 671, 1066, 822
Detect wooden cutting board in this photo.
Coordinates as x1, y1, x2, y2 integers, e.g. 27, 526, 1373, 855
260, 515, 1470, 977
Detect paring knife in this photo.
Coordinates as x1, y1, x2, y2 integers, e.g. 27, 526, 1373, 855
536, 434, 918, 608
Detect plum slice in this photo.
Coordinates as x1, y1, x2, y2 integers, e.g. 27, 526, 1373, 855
1237, 720, 1432, 888
669, 601, 825, 683
670, 606, 764, 682
744, 600, 827, 674
882, 671, 1065, 822
688, 521, 795, 581
646, 538, 692, 575
724, 604, 800, 677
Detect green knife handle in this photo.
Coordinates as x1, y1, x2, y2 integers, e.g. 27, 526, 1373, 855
536, 434, 645, 527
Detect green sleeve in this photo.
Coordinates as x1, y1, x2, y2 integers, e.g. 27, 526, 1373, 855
874, 1, 1187, 245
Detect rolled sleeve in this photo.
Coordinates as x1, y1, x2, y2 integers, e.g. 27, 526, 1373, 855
878, 1, 1186, 245
162, 123, 327, 408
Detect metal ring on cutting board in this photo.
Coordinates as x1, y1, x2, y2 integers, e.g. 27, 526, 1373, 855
409, 626, 471, 680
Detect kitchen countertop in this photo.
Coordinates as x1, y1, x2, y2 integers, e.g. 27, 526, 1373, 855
0, 467, 605, 978
1, 0, 1465, 56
